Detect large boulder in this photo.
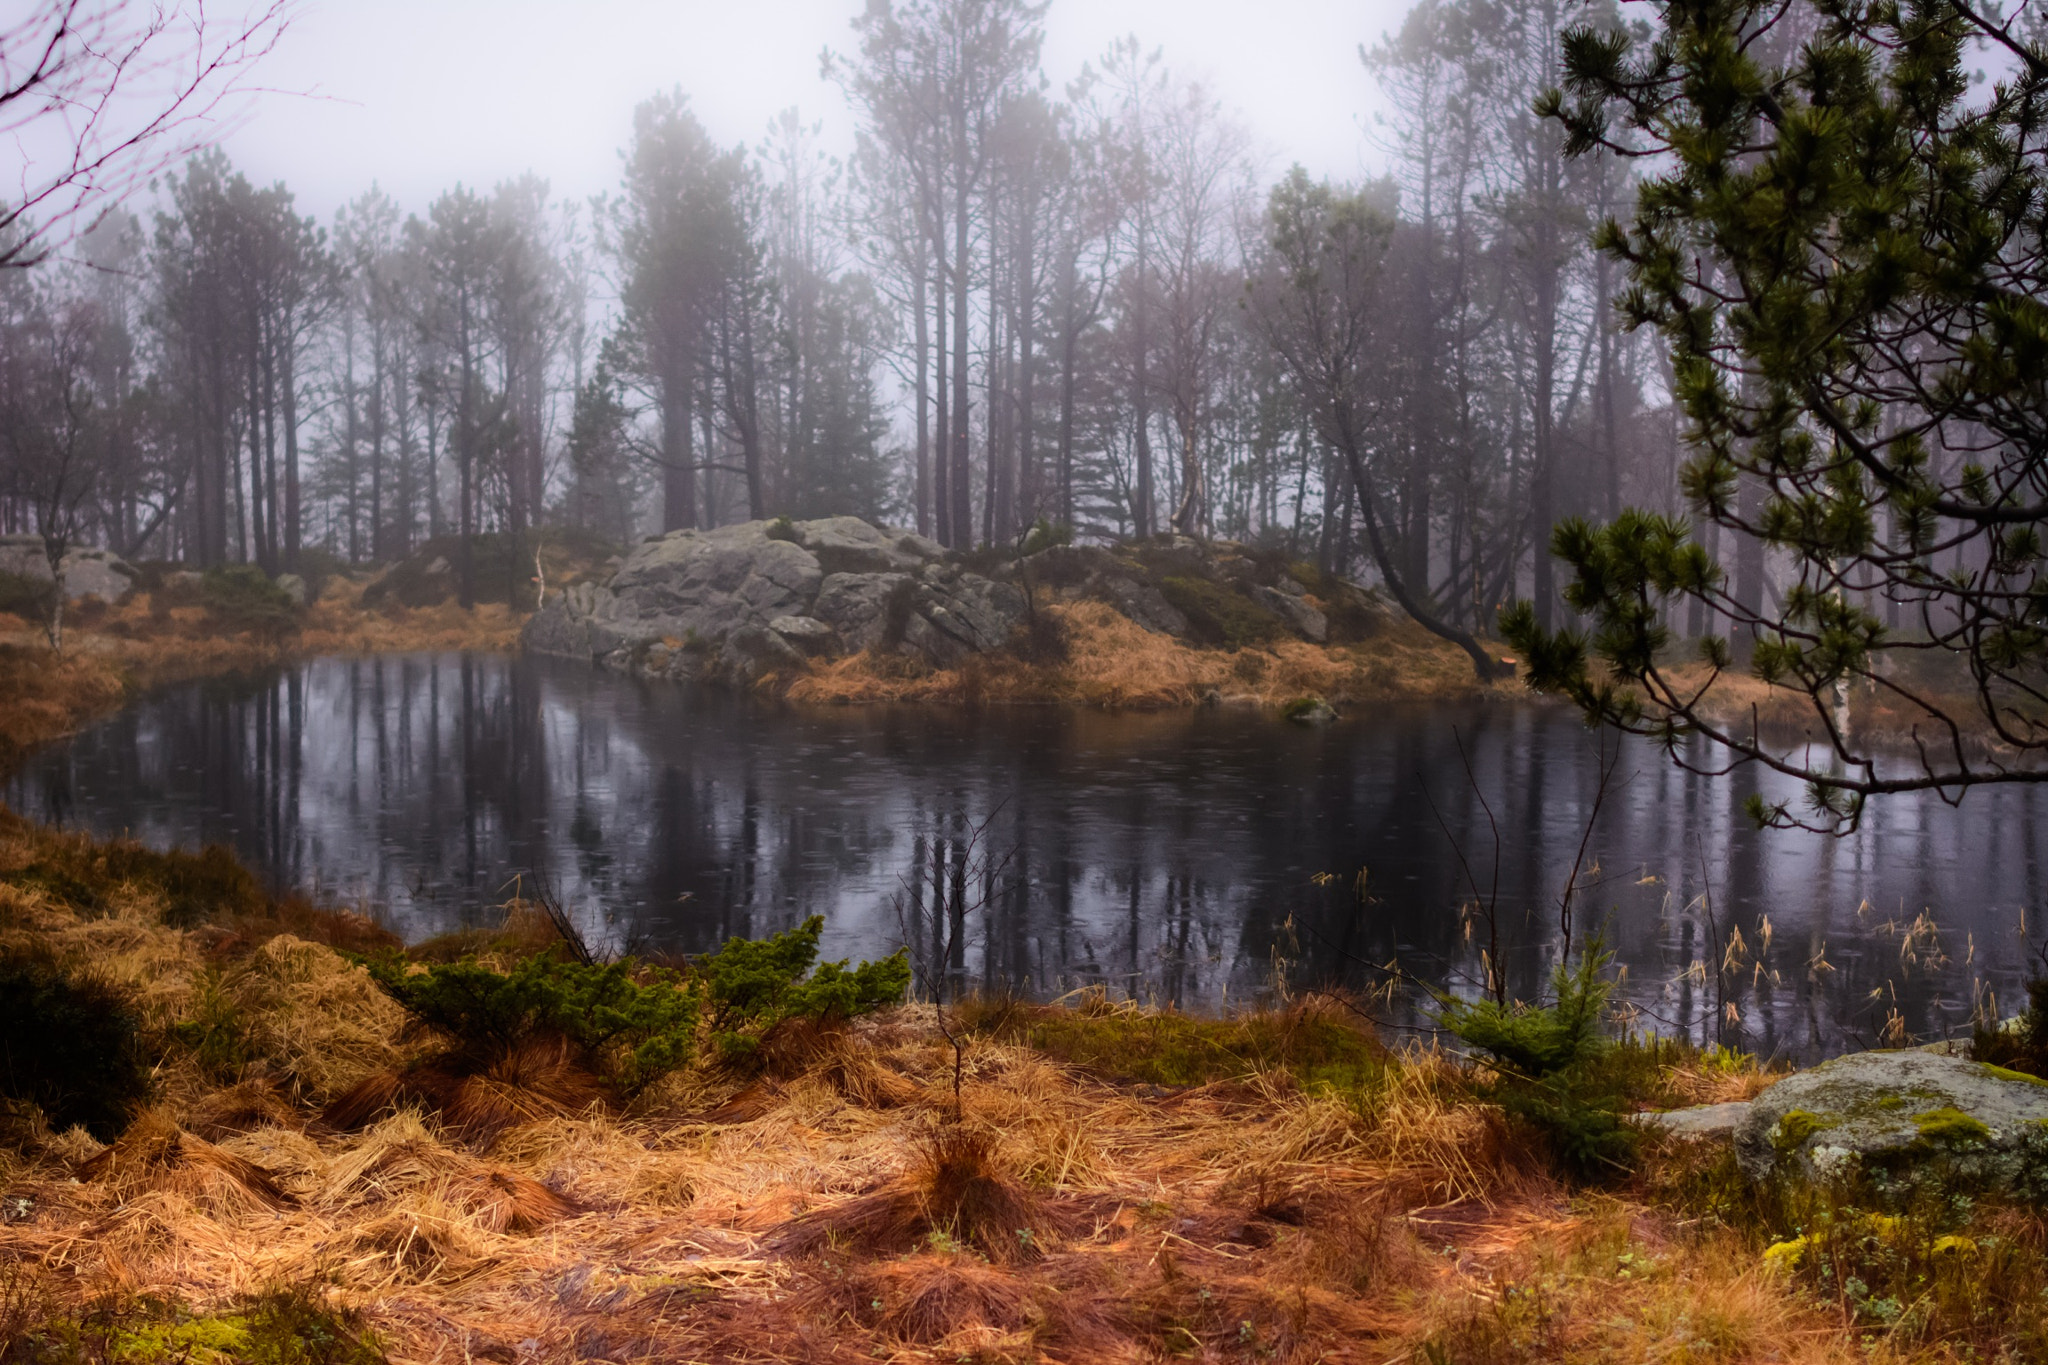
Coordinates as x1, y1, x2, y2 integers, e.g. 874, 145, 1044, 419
607, 522, 824, 642
812, 572, 913, 652
902, 566, 1026, 666
522, 517, 993, 682
1250, 584, 1328, 644
519, 514, 1348, 689
0, 536, 137, 602
1094, 573, 1189, 637
1735, 1050, 2048, 1193
525, 582, 611, 658
791, 516, 935, 574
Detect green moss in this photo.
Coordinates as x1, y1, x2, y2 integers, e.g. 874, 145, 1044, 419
201, 565, 300, 637
1280, 695, 1329, 722
963, 1000, 1386, 1094
1774, 1109, 1829, 1151
1913, 1107, 1993, 1146
112, 1315, 252, 1363
27, 1290, 382, 1365
1976, 1061, 2048, 1088
1156, 576, 1283, 649
1876, 1095, 1908, 1111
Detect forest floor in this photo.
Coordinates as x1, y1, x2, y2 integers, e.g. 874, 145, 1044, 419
0, 580, 523, 776
0, 815, 2043, 1365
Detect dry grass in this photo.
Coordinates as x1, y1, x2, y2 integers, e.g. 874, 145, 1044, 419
321, 1036, 606, 1147
788, 600, 1513, 710
0, 939, 2022, 1364
0, 826, 2035, 1362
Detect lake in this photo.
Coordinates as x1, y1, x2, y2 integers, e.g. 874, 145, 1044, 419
8, 650, 2043, 1060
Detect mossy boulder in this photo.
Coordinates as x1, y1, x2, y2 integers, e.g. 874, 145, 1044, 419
1735, 1050, 2048, 1194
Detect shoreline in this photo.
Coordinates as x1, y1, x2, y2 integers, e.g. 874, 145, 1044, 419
0, 816, 2039, 1362
0, 582, 1526, 783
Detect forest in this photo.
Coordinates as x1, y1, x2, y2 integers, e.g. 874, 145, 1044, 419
9, 1, 2048, 1361
0, 0, 1679, 639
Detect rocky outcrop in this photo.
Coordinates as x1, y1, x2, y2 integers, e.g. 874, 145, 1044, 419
0, 535, 137, 602
523, 519, 1028, 686
1734, 1050, 2048, 1195
521, 516, 1379, 689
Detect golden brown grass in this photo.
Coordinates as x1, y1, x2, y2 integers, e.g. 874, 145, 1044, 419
0, 824, 2035, 1363
0, 891, 2002, 1365
788, 599, 1513, 710
0, 579, 523, 777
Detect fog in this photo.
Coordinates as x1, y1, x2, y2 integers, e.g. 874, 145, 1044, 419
220, 0, 1407, 221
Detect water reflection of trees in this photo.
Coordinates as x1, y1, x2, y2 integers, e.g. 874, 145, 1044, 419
8, 653, 2046, 1057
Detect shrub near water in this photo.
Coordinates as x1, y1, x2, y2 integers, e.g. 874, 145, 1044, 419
695, 914, 910, 1062
1437, 942, 1640, 1179
338, 914, 911, 1136
201, 565, 300, 638
359, 951, 701, 1097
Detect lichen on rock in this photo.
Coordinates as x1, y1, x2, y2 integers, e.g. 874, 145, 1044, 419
1734, 1050, 2048, 1196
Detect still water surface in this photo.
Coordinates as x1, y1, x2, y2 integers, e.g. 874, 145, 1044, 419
8, 651, 2044, 1059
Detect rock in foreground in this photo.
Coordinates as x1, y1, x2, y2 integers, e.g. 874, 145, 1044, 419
1735, 1050, 2048, 1193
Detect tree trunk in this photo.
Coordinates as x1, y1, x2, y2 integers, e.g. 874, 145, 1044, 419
913, 263, 930, 537
951, 153, 973, 548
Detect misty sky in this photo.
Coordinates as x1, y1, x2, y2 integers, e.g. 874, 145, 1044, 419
214, 0, 1416, 223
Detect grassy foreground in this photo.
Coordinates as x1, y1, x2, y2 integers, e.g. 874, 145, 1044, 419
1, 817, 2045, 1363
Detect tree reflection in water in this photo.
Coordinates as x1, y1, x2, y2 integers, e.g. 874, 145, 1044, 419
11, 651, 2047, 1060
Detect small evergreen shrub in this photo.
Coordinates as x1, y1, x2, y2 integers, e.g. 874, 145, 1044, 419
1157, 576, 1283, 649
359, 952, 699, 1097
359, 916, 910, 1091
201, 565, 300, 637
1437, 941, 1638, 1179
697, 915, 912, 1061
169, 969, 249, 1083
0, 947, 153, 1139
765, 515, 799, 543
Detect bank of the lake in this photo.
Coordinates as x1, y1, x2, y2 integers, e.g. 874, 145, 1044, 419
0, 815, 2042, 1365
0, 580, 524, 778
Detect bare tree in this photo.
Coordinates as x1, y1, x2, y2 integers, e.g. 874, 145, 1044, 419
0, 271, 105, 648
0, 0, 293, 270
